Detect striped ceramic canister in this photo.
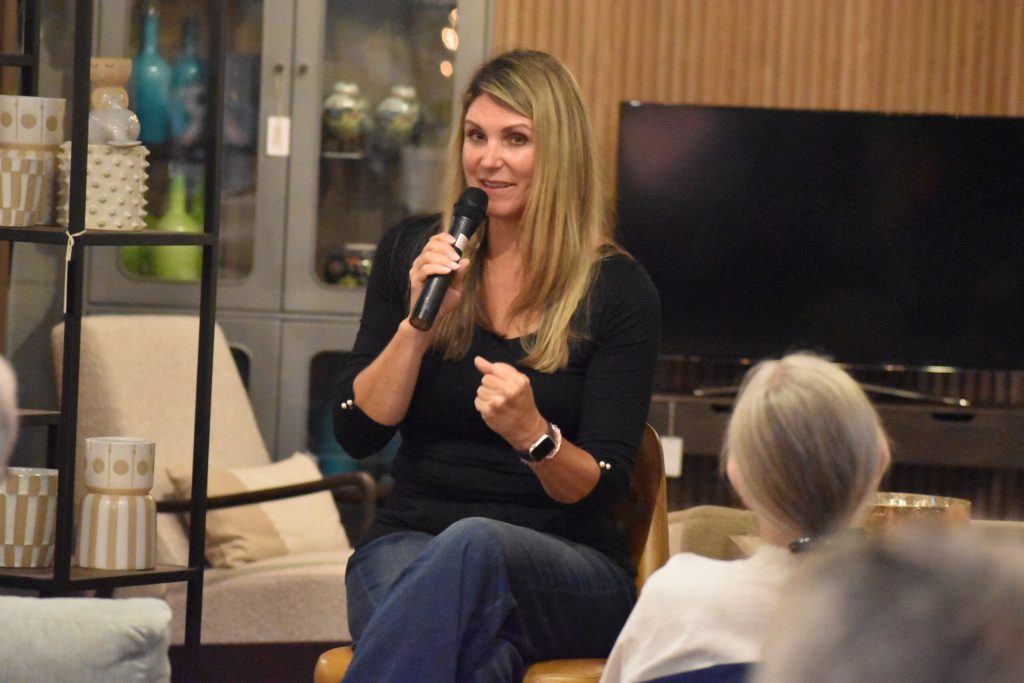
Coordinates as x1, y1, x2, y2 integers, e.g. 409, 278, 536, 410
0, 467, 59, 568
0, 156, 45, 226
76, 492, 156, 570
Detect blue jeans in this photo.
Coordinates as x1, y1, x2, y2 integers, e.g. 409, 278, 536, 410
344, 517, 636, 683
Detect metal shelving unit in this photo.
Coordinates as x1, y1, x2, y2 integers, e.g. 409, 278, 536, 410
0, 1, 226, 679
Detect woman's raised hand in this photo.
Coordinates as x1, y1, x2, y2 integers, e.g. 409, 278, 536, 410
408, 232, 470, 328
474, 356, 547, 452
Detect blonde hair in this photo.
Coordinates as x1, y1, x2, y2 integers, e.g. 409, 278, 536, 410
432, 50, 616, 372
721, 352, 888, 541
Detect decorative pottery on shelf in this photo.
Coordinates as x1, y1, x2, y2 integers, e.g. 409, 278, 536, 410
169, 16, 206, 149
0, 467, 59, 568
133, 6, 172, 146
0, 94, 65, 225
323, 81, 370, 153
56, 142, 149, 231
374, 84, 421, 153
0, 157, 45, 227
76, 436, 157, 571
150, 172, 202, 281
88, 57, 142, 147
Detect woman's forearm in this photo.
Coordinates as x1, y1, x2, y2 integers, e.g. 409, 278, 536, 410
352, 319, 433, 425
528, 439, 601, 504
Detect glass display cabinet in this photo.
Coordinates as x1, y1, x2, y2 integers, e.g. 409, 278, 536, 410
85, 0, 492, 459
89, 0, 282, 309
285, 0, 483, 315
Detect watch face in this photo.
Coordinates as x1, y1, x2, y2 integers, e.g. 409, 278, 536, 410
529, 435, 556, 461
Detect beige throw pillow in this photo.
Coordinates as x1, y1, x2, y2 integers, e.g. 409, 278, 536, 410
167, 452, 350, 568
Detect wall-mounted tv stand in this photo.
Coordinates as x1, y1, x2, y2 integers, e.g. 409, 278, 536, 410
693, 383, 970, 409
648, 356, 1024, 471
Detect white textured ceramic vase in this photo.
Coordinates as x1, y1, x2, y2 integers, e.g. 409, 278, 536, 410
56, 143, 149, 231
76, 437, 156, 570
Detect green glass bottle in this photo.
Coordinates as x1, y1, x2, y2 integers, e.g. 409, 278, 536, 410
151, 173, 202, 281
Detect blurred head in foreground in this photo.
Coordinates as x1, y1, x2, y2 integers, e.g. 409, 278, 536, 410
755, 529, 1024, 683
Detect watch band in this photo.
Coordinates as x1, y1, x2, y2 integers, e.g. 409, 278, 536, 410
523, 422, 562, 464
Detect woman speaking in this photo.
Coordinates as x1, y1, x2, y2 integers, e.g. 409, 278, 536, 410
333, 49, 660, 682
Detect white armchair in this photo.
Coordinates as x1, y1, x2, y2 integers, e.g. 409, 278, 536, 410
51, 315, 372, 654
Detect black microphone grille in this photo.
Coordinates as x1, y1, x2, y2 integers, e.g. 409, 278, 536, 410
456, 187, 489, 213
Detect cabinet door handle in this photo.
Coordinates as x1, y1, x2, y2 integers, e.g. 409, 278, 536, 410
297, 63, 309, 76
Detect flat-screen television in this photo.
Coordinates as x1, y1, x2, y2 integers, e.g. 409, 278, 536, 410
616, 103, 1024, 370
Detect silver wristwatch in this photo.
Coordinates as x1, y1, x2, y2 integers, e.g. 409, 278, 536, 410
522, 422, 562, 463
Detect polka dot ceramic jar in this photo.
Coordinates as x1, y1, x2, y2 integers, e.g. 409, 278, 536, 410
76, 437, 157, 570
56, 142, 149, 231
0, 94, 65, 147
84, 436, 155, 494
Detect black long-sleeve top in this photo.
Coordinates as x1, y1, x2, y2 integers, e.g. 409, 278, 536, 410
333, 215, 660, 573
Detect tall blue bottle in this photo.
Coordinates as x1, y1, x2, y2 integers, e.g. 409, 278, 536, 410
133, 5, 172, 145
169, 16, 206, 148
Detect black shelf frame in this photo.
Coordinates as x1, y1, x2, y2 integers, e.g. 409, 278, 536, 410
0, 0, 40, 91
0, 1, 226, 680
0, 564, 197, 592
0, 225, 218, 245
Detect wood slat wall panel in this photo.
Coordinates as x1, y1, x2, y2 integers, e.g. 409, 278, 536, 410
491, 0, 1024, 190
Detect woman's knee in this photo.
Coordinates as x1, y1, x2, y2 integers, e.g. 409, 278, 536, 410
433, 517, 520, 568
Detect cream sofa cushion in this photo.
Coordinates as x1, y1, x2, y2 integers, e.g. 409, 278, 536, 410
167, 452, 350, 568
118, 549, 354, 644
0, 596, 171, 683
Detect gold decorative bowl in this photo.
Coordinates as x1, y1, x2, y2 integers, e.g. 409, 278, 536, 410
864, 491, 972, 537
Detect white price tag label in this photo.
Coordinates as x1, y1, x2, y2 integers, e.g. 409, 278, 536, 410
661, 435, 684, 477
266, 115, 291, 157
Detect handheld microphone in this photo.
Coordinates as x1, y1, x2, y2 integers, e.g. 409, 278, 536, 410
409, 187, 489, 331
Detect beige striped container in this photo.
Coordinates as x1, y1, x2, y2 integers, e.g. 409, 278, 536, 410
0, 148, 57, 224
76, 492, 156, 570
76, 436, 157, 570
0, 94, 63, 226
0, 467, 59, 568
1, 544, 54, 568
0, 156, 45, 226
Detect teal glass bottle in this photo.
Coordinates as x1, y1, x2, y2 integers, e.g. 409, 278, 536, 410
133, 5, 172, 145
169, 16, 206, 148
151, 173, 203, 281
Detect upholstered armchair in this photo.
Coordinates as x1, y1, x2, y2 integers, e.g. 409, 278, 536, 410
52, 314, 374, 654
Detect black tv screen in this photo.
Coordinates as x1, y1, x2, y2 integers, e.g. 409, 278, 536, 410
616, 103, 1024, 370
